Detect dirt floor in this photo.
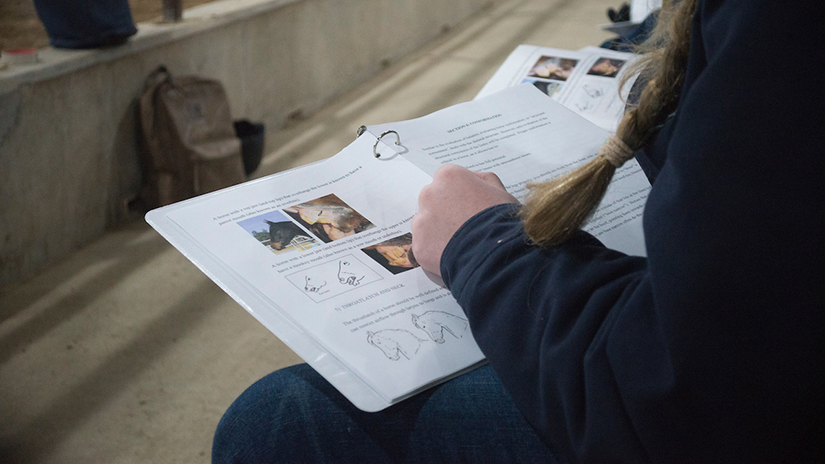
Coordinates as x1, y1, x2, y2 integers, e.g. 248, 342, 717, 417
1, 0, 219, 51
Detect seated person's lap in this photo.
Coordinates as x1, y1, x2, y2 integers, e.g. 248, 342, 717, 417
212, 364, 558, 463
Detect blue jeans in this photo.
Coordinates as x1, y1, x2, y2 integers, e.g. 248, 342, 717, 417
212, 364, 559, 463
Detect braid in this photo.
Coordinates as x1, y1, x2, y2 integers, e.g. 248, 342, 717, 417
521, 0, 698, 248
619, 0, 697, 149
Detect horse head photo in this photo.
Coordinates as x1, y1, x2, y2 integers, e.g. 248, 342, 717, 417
284, 194, 375, 243
265, 220, 309, 250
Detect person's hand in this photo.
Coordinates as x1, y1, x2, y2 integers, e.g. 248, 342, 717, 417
411, 164, 518, 276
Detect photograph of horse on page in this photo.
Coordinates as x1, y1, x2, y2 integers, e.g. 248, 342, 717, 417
527, 56, 579, 81
284, 194, 375, 243
237, 210, 320, 255
522, 78, 562, 98
587, 57, 626, 78
362, 233, 419, 275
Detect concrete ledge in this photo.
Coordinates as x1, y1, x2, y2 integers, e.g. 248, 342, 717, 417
0, 0, 302, 91
0, 0, 496, 288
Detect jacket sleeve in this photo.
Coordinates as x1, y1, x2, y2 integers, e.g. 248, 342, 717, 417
440, 1, 825, 462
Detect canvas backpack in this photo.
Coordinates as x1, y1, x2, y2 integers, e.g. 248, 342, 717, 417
137, 66, 245, 208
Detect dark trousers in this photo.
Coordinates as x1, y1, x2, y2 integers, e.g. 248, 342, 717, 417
212, 364, 558, 463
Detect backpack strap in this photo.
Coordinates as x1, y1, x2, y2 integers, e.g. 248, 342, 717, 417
139, 66, 171, 157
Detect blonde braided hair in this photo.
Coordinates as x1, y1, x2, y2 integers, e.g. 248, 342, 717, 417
520, 0, 699, 247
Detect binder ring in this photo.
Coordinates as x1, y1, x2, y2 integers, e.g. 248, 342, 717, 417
373, 130, 401, 158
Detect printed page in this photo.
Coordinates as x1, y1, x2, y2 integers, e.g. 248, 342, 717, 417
475, 45, 638, 132
631, 0, 662, 23
164, 135, 484, 404
368, 84, 649, 256
599, 0, 661, 33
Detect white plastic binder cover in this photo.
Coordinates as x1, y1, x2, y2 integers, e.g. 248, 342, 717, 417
145, 161, 399, 412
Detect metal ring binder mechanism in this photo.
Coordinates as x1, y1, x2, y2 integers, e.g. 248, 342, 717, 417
373, 130, 401, 158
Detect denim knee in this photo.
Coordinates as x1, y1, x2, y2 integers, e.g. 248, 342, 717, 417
212, 365, 315, 464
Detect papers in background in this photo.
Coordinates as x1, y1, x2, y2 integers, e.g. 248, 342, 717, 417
599, 0, 662, 35
475, 45, 639, 133
631, 0, 661, 23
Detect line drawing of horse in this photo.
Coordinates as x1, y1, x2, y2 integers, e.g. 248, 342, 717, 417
366, 329, 427, 361
303, 276, 326, 293
337, 260, 364, 286
411, 311, 469, 344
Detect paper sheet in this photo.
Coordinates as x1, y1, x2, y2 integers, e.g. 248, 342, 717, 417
369, 84, 648, 256
475, 45, 639, 133
147, 84, 650, 411
163, 134, 484, 404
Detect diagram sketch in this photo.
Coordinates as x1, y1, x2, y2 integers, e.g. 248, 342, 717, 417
367, 329, 427, 361
575, 100, 594, 112
575, 83, 616, 115
285, 254, 381, 303
411, 311, 469, 344
338, 260, 364, 286
304, 276, 327, 294
582, 84, 604, 98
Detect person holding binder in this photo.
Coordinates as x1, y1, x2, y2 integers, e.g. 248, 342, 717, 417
212, 0, 824, 462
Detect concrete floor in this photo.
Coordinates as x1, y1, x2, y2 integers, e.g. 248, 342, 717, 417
0, 0, 616, 462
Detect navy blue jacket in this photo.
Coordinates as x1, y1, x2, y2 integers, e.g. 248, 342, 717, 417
441, 1, 824, 461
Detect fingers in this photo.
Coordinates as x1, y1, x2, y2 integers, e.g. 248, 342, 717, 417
411, 164, 518, 276
410, 212, 425, 262
429, 164, 504, 190
471, 170, 507, 190
425, 164, 516, 208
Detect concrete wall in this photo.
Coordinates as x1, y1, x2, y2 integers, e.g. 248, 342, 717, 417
0, 0, 494, 289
